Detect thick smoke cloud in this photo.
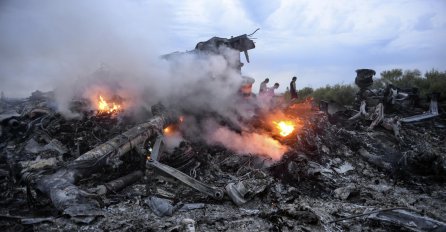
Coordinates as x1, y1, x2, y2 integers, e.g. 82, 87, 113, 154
0, 0, 243, 116
1, 1, 165, 94
0, 0, 287, 160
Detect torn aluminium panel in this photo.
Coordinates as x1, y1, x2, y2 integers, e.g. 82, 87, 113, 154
400, 93, 440, 123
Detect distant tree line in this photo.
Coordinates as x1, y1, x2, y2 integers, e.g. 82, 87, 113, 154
283, 69, 446, 106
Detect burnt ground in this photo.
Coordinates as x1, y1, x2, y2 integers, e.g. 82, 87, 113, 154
1, 93, 445, 231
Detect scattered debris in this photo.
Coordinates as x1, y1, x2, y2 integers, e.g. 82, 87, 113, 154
400, 92, 440, 123
351, 69, 442, 140
226, 170, 272, 206
0, 50, 445, 231
334, 184, 358, 200
144, 196, 176, 217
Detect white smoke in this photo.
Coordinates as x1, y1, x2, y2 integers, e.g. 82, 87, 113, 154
207, 124, 288, 161
0, 0, 245, 115
0, 0, 169, 97
0, 0, 288, 160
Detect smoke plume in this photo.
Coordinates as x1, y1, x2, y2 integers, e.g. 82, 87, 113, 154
0, 0, 288, 160
207, 125, 288, 161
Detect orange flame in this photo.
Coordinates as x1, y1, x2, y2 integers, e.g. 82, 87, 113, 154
163, 126, 171, 134
97, 95, 121, 114
273, 120, 295, 137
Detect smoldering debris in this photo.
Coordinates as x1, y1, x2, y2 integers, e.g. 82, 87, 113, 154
0, 87, 445, 231
1, 4, 445, 228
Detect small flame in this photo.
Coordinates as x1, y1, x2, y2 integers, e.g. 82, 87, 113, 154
97, 95, 121, 114
164, 117, 184, 135
273, 121, 295, 137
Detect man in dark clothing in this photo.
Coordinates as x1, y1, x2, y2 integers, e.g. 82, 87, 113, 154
290, 76, 298, 100
259, 78, 269, 94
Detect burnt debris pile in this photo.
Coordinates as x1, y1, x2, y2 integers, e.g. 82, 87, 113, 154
1, 89, 445, 232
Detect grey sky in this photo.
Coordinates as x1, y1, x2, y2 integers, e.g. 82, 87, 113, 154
1, 0, 445, 97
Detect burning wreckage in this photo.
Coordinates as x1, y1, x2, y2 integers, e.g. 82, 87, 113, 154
1, 33, 446, 232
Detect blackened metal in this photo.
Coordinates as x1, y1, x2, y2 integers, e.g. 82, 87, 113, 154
35, 104, 177, 216
103, 170, 143, 194
147, 160, 224, 200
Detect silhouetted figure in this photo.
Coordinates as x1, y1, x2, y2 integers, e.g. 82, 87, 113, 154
290, 76, 298, 100
267, 83, 280, 97
259, 78, 269, 94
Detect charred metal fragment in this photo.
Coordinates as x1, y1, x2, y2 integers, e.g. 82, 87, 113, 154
349, 101, 401, 138
400, 92, 440, 123
147, 134, 224, 200
355, 69, 376, 90
226, 169, 272, 206
368, 208, 446, 231
34, 103, 177, 218
147, 160, 224, 200
89, 170, 143, 195
163, 32, 256, 74
358, 148, 392, 171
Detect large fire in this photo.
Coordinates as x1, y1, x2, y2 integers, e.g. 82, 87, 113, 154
273, 120, 295, 137
97, 95, 122, 114
266, 110, 302, 137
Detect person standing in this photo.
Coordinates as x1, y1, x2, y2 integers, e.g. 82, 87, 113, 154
259, 78, 269, 95
267, 83, 280, 97
290, 76, 298, 100
265, 83, 280, 107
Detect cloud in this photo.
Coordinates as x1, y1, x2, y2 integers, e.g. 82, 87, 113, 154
0, 0, 173, 97
1, 0, 445, 98
239, 0, 280, 24
165, 0, 258, 46
244, 0, 446, 91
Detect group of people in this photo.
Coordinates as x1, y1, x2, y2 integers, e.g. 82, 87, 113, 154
259, 78, 278, 97
256, 76, 298, 110
259, 76, 298, 100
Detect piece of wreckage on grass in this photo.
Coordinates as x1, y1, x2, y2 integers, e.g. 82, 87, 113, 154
325, 68, 442, 139
320, 68, 446, 178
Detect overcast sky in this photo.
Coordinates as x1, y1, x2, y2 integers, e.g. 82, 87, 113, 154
1, 0, 446, 96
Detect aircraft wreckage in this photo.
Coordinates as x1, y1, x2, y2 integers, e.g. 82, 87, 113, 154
0, 33, 445, 231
